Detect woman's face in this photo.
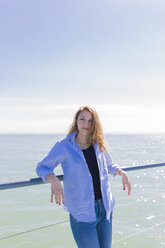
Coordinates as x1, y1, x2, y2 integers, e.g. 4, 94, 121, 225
76, 110, 93, 136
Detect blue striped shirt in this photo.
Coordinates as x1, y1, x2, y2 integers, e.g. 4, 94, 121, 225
36, 132, 120, 222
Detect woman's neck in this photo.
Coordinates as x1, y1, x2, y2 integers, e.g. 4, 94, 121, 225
75, 133, 92, 150
75, 133, 89, 144
75, 132, 92, 145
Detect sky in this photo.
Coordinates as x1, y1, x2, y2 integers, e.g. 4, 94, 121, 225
0, 0, 165, 134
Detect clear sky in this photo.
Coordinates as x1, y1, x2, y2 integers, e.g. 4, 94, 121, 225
0, 0, 165, 134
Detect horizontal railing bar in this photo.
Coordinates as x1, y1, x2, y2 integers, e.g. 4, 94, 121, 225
0, 163, 165, 190
122, 162, 165, 171
0, 175, 63, 190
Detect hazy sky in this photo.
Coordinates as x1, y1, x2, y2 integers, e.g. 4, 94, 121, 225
0, 0, 165, 133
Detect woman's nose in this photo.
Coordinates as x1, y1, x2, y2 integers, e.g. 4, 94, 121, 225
84, 120, 90, 126
84, 120, 88, 126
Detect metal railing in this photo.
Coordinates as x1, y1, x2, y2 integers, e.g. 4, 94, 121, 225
0, 162, 165, 190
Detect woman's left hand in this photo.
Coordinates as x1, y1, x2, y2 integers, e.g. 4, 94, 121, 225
121, 171, 131, 195
115, 169, 131, 195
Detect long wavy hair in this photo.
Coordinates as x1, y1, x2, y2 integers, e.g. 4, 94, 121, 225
67, 106, 108, 152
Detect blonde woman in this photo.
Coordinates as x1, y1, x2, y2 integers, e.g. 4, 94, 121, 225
36, 106, 131, 248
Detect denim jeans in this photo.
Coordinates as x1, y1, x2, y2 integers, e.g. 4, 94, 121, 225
69, 198, 113, 248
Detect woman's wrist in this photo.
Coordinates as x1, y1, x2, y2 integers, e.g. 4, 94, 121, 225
46, 174, 58, 183
115, 168, 126, 176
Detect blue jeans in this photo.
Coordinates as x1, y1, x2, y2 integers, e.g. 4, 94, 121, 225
69, 198, 113, 248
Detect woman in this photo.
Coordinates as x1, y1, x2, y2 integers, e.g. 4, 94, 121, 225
36, 106, 131, 248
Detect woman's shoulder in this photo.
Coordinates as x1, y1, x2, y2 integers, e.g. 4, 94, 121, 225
55, 134, 73, 146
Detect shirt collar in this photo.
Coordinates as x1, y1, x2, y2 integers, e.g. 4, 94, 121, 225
65, 131, 101, 156
66, 131, 77, 142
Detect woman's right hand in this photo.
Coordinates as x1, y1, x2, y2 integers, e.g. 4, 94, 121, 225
46, 174, 65, 205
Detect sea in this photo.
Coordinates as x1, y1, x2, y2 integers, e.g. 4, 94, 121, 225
0, 134, 165, 248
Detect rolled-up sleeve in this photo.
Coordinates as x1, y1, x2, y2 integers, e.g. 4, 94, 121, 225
104, 152, 120, 176
36, 141, 64, 183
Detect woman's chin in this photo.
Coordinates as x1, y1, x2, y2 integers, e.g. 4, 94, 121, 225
80, 129, 90, 135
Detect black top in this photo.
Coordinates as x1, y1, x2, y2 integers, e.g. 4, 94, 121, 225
82, 144, 102, 200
